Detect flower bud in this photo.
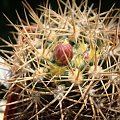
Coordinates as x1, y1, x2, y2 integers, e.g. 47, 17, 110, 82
54, 41, 73, 65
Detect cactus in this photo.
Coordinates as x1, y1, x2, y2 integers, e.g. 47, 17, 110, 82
0, 0, 120, 119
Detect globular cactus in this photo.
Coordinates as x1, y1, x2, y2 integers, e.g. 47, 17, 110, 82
0, 0, 120, 120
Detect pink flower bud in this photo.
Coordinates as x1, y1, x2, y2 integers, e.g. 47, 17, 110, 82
54, 41, 73, 65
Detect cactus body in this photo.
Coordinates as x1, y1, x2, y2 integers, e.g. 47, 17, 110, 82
0, 0, 120, 120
